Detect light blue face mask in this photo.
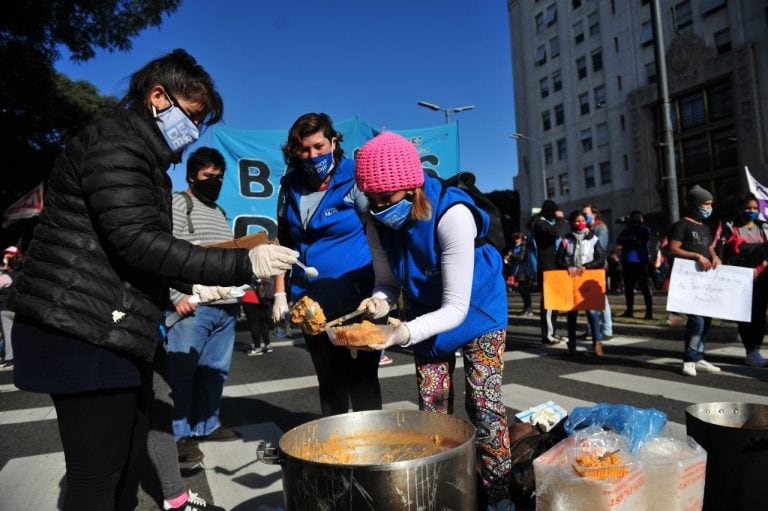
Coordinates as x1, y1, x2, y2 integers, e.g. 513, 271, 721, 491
371, 198, 413, 230
153, 96, 199, 152
697, 207, 712, 219
302, 151, 335, 181
584, 214, 594, 225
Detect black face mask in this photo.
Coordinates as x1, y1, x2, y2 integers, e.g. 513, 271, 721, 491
192, 178, 223, 203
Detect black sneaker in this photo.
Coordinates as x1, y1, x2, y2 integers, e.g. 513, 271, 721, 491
262, 345, 274, 354
163, 490, 224, 511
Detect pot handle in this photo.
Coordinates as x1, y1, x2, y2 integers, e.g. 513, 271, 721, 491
255, 440, 282, 465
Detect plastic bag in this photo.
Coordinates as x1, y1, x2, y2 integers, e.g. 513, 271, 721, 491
564, 403, 667, 454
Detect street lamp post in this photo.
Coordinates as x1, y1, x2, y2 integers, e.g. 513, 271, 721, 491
417, 101, 475, 124
510, 132, 547, 205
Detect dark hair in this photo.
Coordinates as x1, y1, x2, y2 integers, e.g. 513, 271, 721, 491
187, 147, 226, 181
568, 210, 586, 223
740, 192, 759, 208
282, 113, 345, 168
118, 48, 223, 127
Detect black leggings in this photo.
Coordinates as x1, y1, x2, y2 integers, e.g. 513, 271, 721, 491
622, 262, 653, 314
52, 387, 146, 511
242, 302, 271, 346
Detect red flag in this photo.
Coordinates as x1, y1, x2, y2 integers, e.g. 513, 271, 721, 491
2, 183, 43, 228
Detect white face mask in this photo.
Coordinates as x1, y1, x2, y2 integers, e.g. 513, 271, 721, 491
153, 94, 200, 152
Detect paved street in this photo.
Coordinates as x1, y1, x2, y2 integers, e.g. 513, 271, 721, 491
1, 292, 766, 510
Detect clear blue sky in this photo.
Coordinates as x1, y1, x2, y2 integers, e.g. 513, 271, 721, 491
55, 0, 519, 193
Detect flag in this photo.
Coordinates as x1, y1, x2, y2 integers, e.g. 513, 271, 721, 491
2, 183, 43, 228
744, 166, 768, 221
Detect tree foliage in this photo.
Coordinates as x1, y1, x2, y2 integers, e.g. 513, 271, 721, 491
0, 0, 182, 228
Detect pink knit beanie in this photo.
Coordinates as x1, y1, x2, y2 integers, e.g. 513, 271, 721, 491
355, 132, 424, 193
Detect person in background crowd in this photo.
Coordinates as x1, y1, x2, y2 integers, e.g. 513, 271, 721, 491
721, 193, 768, 368
507, 232, 534, 316
533, 200, 568, 345
9, 49, 297, 511
617, 210, 654, 320
273, 112, 382, 416
557, 211, 607, 356
353, 132, 513, 511
0, 246, 21, 367
243, 278, 274, 356
582, 204, 612, 339
607, 249, 624, 294
667, 185, 722, 377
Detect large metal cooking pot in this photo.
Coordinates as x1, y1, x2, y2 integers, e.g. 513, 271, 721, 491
257, 409, 477, 510
685, 402, 768, 511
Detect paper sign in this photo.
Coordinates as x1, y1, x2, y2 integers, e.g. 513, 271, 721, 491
666, 259, 753, 322
543, 269, 606, 311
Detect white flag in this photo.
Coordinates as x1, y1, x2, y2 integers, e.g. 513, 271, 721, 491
744, 166, 768, 221
1, 182, 44, 228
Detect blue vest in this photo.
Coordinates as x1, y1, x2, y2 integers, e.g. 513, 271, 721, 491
282, 159, 373, 318
375, 173, 507, 357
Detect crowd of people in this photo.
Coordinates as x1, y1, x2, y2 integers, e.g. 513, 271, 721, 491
2, 46, 766, 511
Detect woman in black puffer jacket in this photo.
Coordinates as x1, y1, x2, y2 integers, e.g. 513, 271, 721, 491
11, 49, 295, 511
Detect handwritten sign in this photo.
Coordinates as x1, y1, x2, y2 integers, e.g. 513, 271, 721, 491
666, 259, 753, 322
543, 269, 606, 311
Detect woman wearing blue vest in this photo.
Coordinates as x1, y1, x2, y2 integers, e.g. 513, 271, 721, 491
272, 113, 382, 416
354, 132, 513, 511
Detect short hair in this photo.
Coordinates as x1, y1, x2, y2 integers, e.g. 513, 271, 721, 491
282, 113, 345, 168
187, 147, 226, 182
568, 210, 586, 223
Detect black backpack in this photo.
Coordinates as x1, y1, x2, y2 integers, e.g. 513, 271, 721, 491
435, 171, 506, 252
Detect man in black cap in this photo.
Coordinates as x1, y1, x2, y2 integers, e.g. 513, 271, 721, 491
533, 200, 569, 344
667, 185, 722, 376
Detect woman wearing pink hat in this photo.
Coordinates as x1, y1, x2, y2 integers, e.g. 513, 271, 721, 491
354, 132, 513, 510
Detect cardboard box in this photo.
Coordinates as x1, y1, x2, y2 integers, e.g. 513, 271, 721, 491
203, 231, 269, 250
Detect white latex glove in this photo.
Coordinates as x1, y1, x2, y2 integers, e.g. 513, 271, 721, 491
192, 284, 232, 303
357, 297, 390, 319
272, 292, 288, 323
369, 317, 411, 350
249, 245, 299, 278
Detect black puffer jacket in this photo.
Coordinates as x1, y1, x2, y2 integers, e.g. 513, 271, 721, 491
14, 106, 253, 361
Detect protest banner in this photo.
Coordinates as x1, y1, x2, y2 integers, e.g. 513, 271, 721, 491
543, 269, 605, 311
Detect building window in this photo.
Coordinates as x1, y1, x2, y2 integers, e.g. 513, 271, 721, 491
549, 35, 560, 58
610, 0, 616, 14
535, 45, 547, 65
557, 138, 567, 160
594, 85, 606, 107
546, 177, 555, 198
678, 91, 706, 130
702, 0, 727, 16
681, 135, 709, 175
580, 128, 593, 152
554, 103, 565, 125
559, 173, 570, 195
584, 165, 596, 188
552, 70, 562, 91
545, 3, 558, 25
579, 93, 590, 115
674, 0, 693, 31
542, 110, 552, 131
596, 122, 609, 146
544, 143, 554, 165
640, 21, 653, 47
617, 74, 622, 91
623, 154, 629, 171
588, 11, 600, 36
599, 161, 612, 184
620, 114, 626, 131
712, 127, 738, 169
614, 37, 619, 52
592, 49, 603, 72
714, 28, 731, 54
708, 81, 733, 121
646, 61, 657, 83
576, 56, 587, 79
535, 12, 545, 34
572, 0, 582, 9
574, 21, 584, 44
540, 77, 550, 98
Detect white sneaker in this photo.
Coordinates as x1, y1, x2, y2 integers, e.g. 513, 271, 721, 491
695, 359, 721, 373
745, 351, 767, 368
682, 362, 696, 377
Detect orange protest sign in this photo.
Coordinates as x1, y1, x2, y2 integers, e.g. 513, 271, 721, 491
542, 269, 606, 311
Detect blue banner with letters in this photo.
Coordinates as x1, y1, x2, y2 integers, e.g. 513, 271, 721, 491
212, 118, 459, 238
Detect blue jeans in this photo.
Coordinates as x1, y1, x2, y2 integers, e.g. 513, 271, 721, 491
567, 310, 601, 351
166, 304, 238, 439
684, 314, 711, 362
602, 296, 613, 336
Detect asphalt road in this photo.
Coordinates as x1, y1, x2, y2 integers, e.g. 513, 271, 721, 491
1, 298, 766, 510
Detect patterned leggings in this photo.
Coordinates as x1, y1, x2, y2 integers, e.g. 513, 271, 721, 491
415, 329, 512, 504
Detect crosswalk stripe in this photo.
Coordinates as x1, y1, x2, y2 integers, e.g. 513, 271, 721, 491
645, 357, 768, 381
561, 369, 768, 406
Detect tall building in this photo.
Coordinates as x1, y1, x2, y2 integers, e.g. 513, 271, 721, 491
508, 0, 768, 235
